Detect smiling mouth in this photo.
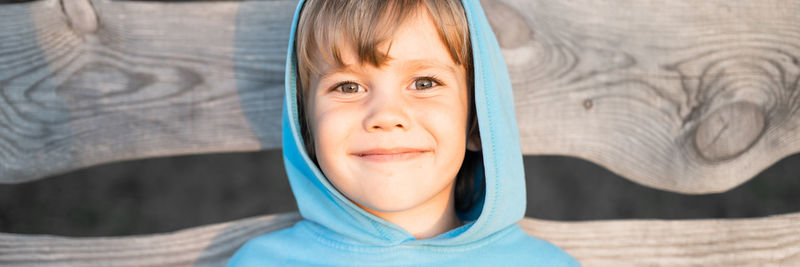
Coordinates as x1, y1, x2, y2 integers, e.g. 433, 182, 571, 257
351, 148, 431, 162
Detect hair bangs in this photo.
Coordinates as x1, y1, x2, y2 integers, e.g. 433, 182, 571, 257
296, 0, 471, 91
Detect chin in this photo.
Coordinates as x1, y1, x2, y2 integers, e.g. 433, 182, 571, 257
357, 183, 454, 214
355, 193, 429, 213
361, 198, 418, 213
323, 162, 459, 215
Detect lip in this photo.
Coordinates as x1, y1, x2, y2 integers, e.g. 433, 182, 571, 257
351, 148, 431, 162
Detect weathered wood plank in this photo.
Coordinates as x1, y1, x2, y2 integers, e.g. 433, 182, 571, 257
521, 212, 800, 266
0, 213, 302, 267
2, 212, 798, 266
1, 0, 798, 194
487, 0, 800, 193
0, 0, 292, 182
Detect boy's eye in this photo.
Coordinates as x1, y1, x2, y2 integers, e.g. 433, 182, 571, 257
337, 82, 362, 93
412, 77, 439, 90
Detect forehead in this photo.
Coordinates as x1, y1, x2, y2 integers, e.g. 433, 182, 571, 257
316, 9, 458, 76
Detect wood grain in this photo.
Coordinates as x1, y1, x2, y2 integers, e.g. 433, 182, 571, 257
0, 0, 292, 183
1, 0, 798, 193
521, 212, 800, 266
485, 0, 800, 193
2, 212, 798, 266
0, 213, 302, 267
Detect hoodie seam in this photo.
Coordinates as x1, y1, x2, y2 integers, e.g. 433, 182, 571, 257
467, 0, 500, 240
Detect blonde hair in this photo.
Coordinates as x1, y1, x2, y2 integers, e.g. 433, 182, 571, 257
295, 0, 472, 91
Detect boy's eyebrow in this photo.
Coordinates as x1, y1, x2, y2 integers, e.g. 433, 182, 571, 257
318, 59, 458, 81
318, 65, 360, 82
400, 59, 458, 73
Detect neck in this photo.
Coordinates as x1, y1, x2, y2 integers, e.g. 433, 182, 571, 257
358, 183, 462, 239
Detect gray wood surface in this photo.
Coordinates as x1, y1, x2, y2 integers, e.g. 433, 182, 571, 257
2, 0, 798, 265
2, 212, 798, 266
0, 0, 290, 183
0, 213, 302, 267
0, 1, 797, 193
488, 0, 800, 194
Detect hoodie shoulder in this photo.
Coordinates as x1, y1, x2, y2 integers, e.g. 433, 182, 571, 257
227, 226, 313, 267
228, 222, 374, 267
227, 229, 289, 267
488, 225, 582, 266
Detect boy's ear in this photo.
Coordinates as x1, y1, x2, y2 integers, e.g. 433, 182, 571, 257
465, 102, 481, 151
466, 119, 481, 151
467, 133, 481, 151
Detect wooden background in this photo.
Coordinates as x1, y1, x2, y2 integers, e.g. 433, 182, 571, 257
1, 0, 799, 266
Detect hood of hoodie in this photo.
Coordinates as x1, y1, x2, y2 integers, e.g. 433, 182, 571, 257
281, 0, 526, 247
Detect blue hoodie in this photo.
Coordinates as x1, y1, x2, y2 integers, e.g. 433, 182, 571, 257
228, 0, 579, 266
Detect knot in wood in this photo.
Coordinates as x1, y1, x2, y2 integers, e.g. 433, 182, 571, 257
583, 99, 593, 110
61, 0, 98, 34
694, 101, 765, 162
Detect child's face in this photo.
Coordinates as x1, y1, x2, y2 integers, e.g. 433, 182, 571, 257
307, 10, 469, 214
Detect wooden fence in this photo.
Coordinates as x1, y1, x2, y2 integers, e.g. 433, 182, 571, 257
1, 0, 799, 265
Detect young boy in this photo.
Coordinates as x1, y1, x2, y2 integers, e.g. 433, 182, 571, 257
229, 0, 578, 266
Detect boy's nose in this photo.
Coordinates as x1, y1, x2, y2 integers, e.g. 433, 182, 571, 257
363, 95, 410, 132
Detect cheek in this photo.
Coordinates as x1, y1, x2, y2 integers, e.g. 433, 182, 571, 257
415, 93, 470, 139
417, 103, 468, 193
413, 98, 469, 164
311, 102, 364, 184
424, 107, 466, 137
312, 105, 355, 154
